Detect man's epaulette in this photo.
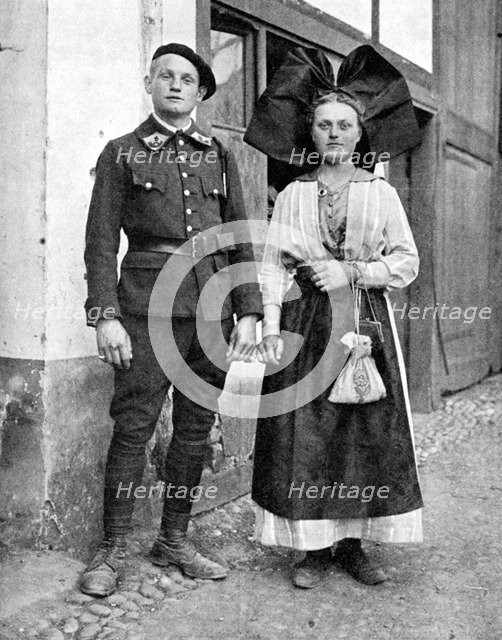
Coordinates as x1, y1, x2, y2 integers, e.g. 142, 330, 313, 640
211, 135, 227, 158
189, 130, 212, 146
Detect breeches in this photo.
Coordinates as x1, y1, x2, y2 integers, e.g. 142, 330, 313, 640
103, 314, 233, 534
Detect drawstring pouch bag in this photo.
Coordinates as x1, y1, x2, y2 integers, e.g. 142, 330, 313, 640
328, 286, 386, 404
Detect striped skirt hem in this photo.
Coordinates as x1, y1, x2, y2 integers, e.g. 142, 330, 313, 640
254, 504, 423, 550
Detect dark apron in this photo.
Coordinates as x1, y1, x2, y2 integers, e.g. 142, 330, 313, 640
252, 266, 423, 520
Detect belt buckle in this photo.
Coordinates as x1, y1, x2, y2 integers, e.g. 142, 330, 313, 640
191, 234, 203, 259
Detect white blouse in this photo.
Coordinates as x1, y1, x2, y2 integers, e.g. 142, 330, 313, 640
261, 170, 419, 308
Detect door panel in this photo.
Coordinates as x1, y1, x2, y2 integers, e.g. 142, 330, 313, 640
435, 0, 498, 393
441, 0, 496, 131
438, 144, 492, 389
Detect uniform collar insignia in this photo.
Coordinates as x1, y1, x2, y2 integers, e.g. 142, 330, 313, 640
142, 132, 169, 151
189, 130, 212, 147
135, 115, 212, 148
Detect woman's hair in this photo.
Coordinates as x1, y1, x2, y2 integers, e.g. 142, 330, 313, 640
307, 90, 364, 131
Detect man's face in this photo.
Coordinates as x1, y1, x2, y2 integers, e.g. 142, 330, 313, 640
144, 53, 207, 120
311, 101, 361, 164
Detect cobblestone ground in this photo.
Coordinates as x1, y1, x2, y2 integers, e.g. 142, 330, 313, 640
1, 374, 501, 640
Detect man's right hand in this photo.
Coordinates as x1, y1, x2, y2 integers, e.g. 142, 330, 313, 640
96, 319, 132, 370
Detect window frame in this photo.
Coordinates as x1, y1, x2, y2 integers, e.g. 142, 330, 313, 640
204, 0, 436, 96
197, 0, 439, 131
207, 7, 257, 133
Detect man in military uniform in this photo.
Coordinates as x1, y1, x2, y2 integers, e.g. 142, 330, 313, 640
81, 43, 262, 596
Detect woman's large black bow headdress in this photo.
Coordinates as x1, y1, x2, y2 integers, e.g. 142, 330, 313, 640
244, 44, 421, 169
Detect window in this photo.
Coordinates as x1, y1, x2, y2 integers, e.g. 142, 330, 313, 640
379, 0, 433, 72
298, 0, 433, 74
210, 30, 246, 128
302, 0, 372, 38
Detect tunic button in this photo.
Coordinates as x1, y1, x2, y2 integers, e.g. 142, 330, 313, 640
187, 225, 193, 232
182, 172, 188, 178
184, 189, 190, 196
186, 209, 192, 214
179, 140, 185, 146
145, 182, 152, 190
213, 188, 219, 194
176, 155, 186, 162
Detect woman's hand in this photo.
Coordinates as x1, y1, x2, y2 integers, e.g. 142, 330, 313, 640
255, 335, 284, 365
311, 260, 349, 291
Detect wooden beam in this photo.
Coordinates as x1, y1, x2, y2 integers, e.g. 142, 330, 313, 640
196, 0, 211, 60
256, 26, 267, 96
371, 0, 380, 45
195, 0, 213, 134
407, 115, 441, 411
443, 110, 495, 165
489, 4, 502, 373
409, 80, 438, 114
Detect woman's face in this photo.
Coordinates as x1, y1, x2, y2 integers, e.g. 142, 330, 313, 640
311, 101, 362, 164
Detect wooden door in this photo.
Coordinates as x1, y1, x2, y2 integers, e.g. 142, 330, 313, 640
434, 0, 499, 392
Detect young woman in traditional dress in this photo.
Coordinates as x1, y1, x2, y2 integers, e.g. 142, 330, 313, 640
246, 46, 424, 589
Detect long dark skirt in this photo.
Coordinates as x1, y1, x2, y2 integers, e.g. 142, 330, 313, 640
252, 267, 423, 521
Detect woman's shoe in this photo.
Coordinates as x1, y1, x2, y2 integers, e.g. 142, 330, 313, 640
292, 549, 332, 589
333, 538, 387, 585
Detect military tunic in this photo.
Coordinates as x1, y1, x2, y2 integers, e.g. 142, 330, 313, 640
85, 113, 262, 323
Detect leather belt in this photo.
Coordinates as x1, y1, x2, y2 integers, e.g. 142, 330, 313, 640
129, 233, 235, 259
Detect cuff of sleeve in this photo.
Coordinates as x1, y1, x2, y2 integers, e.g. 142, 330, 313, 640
261, 296, 283, 308
85, 304, 122, 327
340, 261, 358, 285
352, 261, 391, 289
234, 306, 264, 323
232, 290, 264, 322
262, 320, 280, 337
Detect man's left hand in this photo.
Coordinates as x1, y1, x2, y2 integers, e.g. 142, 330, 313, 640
226, 314, 259, 363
